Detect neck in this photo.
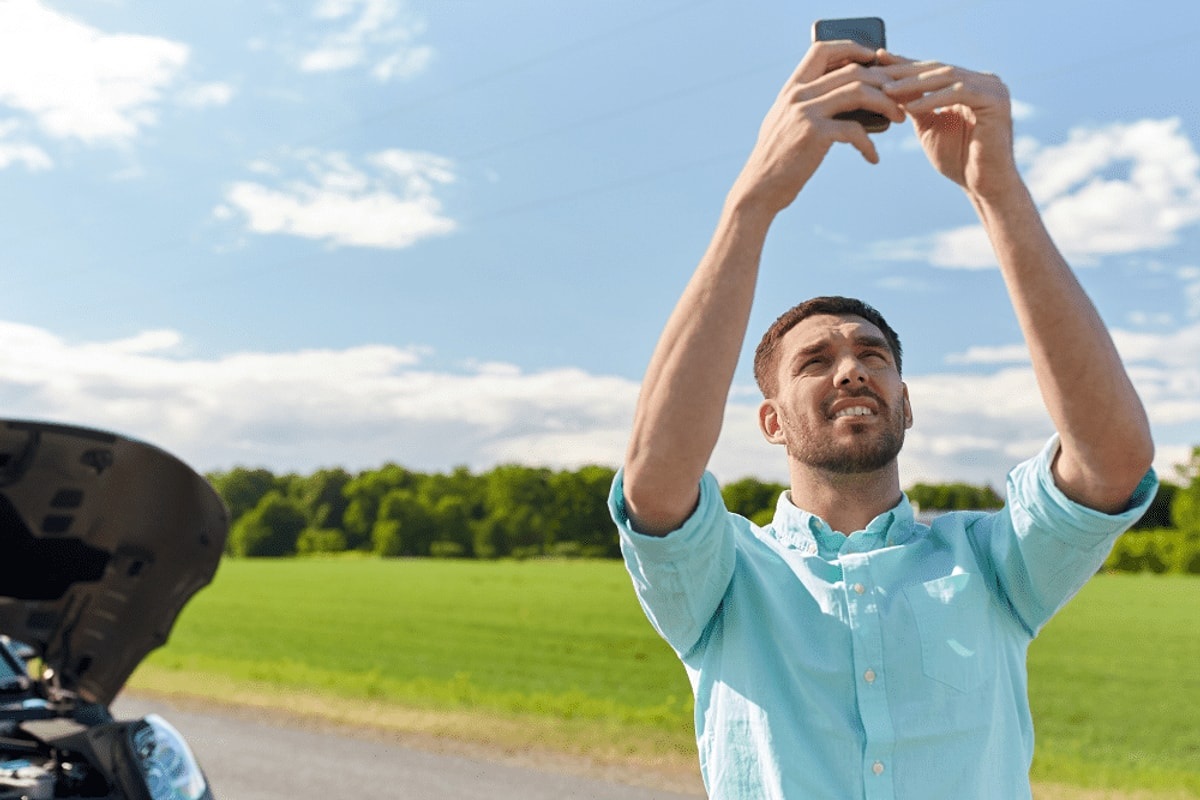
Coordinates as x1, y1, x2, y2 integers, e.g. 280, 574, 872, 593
787, 460, 903, 535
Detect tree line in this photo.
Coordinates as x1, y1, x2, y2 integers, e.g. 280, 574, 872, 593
208, 448, 1200, 574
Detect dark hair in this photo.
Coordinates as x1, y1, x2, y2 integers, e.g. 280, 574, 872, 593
753, 296, 903, 397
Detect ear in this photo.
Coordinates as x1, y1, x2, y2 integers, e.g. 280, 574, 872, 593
759, 399, 787, 445
901, 383, 913, 430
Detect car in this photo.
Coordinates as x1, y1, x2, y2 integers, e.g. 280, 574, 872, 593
0, 419, 228, 799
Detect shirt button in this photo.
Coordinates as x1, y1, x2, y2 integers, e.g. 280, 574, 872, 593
864, 669, 876, 684
873, 761, 885, 775
853, 583, 866, 595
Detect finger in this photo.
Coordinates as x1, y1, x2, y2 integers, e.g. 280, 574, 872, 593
899, 75, 1008, 116
832, 120, 880, 165
881, 59, 942, 76
878, 61, 950, 100
875, 49, 916, 66
802, 62, 905, 110
888, 62, 960, 94
883, 64, 1004, 100
793, 39, 881, 84
813, 70, 908, 124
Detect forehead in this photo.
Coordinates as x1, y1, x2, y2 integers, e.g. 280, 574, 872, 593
780, 313, 887, 352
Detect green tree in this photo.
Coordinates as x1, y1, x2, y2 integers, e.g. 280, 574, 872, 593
722, 477, 788, 526
293, 467, 353, 532
479, 465, 555, 557
420, 466, 485, 555
906, 482, 1003, 511
372, 489, 439, 557
1171, 446, 1200, 533
547, 465, 619, 557
1131, 482, 1177, 530
229, 491, 308, 557
208, 467, 282, 524
429, 495, 474, 556
296, 527, 348, 555
342, 464, 419, 550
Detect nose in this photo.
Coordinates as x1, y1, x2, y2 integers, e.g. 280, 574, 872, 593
834, 355, 868, 386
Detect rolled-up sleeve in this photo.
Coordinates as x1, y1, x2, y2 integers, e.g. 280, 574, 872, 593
979, 435, 1158, 636
608, 469, 737, 657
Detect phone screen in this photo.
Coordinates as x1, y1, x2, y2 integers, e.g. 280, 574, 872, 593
812, 17, 885, 50
812, 17, 889, 133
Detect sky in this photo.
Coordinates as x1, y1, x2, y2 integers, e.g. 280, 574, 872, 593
1, 0, 1198, 492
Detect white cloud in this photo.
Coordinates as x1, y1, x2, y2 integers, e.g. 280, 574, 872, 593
300, 0, 433, 81
1111, 321, 1200, 368
1, 318, 1196, 492
0, 0, 188, 143
0, 319, 638, 474
904, 322, 1200, 485
1010, 99, 1035, 121
218, 148, 457, 248
0, 121, 52, 170
877, 118, 1200, 269
944, 344, 1030, 365
1126, 311, 1175, 327
177, 82, 235, 109
1180, 266, 1200, 319
721, 321, 1200, 488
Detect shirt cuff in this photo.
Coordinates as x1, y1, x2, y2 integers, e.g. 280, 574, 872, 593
1009, 434, 1158, 543
608, 468, 726, 557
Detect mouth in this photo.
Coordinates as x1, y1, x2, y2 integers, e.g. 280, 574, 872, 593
826, 390, 884, 420
832, 404, 876, 419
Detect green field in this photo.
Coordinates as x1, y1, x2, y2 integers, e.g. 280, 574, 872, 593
136, 560, 1200, 796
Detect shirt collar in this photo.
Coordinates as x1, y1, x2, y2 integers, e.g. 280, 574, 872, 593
768, 490, 915, 558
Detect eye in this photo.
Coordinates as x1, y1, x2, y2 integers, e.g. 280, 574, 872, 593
861, 350, 888, 364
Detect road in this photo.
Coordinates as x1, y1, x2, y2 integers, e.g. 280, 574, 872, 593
113, 695, 704, 800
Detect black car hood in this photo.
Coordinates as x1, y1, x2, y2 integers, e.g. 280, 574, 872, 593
0, 420, 228, 706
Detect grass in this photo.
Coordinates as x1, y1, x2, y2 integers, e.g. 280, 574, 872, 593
1027, 574, 1200, 795
135, 558, 697, 771
134, 560, 1200, 796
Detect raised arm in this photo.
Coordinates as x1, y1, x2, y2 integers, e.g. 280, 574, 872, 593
883, 62, 1154, 512
622, 41, 907, 534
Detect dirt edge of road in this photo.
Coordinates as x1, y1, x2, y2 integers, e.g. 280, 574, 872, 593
125, 680, 706, 796
124, 679, 1193, 800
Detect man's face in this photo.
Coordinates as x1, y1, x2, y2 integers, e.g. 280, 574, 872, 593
759, 313, 912, 474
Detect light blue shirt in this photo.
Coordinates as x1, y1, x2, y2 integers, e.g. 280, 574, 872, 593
609, 437, 1157, 799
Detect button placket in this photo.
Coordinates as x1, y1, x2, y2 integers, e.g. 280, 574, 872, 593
843, 555, 897, 800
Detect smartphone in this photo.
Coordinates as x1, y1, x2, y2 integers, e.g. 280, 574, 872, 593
811, 17, 889, 133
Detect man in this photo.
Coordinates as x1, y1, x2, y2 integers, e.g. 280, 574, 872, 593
608, 39, 1157, 798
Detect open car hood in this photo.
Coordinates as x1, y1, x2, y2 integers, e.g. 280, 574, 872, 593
0, 420, 228, 706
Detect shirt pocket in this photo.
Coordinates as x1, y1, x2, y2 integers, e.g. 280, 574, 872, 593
901, 572, 995, 693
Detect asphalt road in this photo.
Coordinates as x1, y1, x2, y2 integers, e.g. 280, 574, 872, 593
113, 695, 704, 800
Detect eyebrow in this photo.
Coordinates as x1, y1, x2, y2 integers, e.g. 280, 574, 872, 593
854, 334, 891, 353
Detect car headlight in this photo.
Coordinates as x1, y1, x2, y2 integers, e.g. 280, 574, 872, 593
129, 714, 209, 800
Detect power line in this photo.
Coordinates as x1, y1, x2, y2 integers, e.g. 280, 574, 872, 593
297, 0, 715, 149
11, 4, 1196, 306
455, 61, 776, 164
446, 24, 1200, 228
465, 150, 741, 226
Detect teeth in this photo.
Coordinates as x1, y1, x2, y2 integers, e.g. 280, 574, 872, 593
834, 406, 874, 418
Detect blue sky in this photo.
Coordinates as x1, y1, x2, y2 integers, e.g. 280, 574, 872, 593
1, 0, 1198, 491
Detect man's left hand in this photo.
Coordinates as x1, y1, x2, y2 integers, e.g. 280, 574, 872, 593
881, 57, 1019, 199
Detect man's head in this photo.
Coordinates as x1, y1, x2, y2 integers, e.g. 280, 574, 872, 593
754, 296, 902, 399
754, 297, 911, 475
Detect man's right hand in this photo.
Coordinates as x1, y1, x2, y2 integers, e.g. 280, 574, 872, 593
730, 40, 907, 217
622, 41, 905, 536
